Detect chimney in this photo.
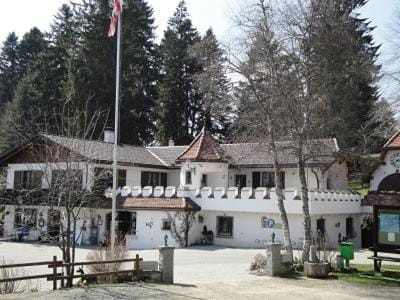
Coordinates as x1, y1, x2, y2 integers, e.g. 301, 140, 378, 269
168, 138, 175, 147
104, 128, 115, 143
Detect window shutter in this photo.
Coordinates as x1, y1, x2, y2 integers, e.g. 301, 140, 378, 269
161, 173, 167, 187
252, 172, 260, 189
14, 171, 23, 189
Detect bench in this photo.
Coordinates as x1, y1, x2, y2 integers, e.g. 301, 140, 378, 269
368, 247, 400, 272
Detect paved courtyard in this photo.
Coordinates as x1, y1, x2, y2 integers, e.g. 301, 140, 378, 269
1, 241, 400, 299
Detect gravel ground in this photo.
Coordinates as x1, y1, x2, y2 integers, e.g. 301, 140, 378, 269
1, 241, 400, 299
3, 278, 400, 300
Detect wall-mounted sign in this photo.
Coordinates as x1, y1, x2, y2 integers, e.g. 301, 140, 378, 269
261, 217, 275, 228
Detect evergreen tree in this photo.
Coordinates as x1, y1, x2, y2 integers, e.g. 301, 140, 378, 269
119, 0, 159, 145
70, 0, 158, 145
17, 27, 48, 76
0, 7, 78, 150
156, 0, 201, 145
190, 28, 232, 141
0, 32, 19, 109
308, 0, 380, 152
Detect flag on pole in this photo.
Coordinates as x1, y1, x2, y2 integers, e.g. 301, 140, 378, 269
108, 0, 123, 37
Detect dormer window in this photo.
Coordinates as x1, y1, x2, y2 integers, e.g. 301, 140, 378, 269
185, 171, 192, 185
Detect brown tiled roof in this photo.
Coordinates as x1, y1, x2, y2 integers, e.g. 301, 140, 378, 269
176, 129, 227, 162
147, 146, 187, 167
383, 131, 400, 149
99, 197, 201, 211
41, 134, 168, 168
221, 139, 338, 167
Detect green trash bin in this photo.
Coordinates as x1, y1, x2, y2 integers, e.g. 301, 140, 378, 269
339, 242, 354, 260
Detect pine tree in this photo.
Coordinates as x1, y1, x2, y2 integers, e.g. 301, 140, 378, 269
0, 7, 78, 149
308, 0, 380, 151
17, 27, 48, 76
0, 32, 19, 110
69, 0, 158, 145
156, 0, 201, 145
119, 0, 159, 145
190, 28, 232, 141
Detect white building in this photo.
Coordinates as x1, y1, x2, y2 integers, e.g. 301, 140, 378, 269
0, 128, 362, 249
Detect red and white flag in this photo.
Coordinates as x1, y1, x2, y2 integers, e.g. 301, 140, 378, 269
108, 0, 123, 37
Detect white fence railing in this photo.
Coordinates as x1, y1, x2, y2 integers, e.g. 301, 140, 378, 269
105, 186, 361, 215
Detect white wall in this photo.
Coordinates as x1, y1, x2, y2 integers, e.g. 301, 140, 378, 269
180, 162, 228, 189
370, 150, 398, 191
228, 167, 323, 190
126, 210, 201, 250
310, 214, 362, 249
197, 211, 361, 249
6, 162, 91, 190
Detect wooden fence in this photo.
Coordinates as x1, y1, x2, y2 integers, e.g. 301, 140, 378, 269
0, 254, 143, 290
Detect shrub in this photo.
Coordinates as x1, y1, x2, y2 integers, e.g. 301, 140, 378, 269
0, 258, 29, 294
86, 242, 128, 282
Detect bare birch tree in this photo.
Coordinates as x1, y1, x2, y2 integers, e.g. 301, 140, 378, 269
0, 102, 110, 287
230, 0, 293, 254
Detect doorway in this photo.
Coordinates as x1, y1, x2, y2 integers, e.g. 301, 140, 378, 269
106, 211, 133, 244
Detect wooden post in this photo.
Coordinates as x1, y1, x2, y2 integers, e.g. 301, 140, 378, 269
135, 254, 140, 282
52, 256, 57, 290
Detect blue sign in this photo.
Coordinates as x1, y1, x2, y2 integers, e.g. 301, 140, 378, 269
267, 219, 275, 228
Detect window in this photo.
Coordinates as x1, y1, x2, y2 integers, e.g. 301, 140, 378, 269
141, 171, 167, 187
162, 219, 171, 230
52, 169, 83, 190
14, 170, 42, 190
346, 217, 354, 238
316, 218, 326, 236
93, 168, 127, 190
15, 209, 37, 227
185, 171, 192, 185
252, 172, 285, 189
326, 177, 332, 190
216, 216, 233, 238
201, 174, 208, 187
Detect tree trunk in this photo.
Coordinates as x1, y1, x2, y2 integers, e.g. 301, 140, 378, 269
70, 217, 77, 286
298, 151, 312, 263
185, 213, 189, 247
65, 211, 72, 287
268, 126, 292, 254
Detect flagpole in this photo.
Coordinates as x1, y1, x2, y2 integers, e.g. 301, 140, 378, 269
111, 11, 122, 256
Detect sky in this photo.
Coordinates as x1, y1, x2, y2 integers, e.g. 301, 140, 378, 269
0, 0, 398, 97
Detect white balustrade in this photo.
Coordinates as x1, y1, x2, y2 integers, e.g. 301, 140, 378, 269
165, 186, 176, 197
153, 186, 164, 197
142, 186, 153, 197
227, 187, 238, 199
201, 187, 212, 198
121, 186, 132, 197
240, 187, 252, 200
255, 187, 267, 200
214, 187, 225, 198
131, 186, 142, 197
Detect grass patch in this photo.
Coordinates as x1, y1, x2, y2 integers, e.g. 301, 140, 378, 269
348, 180, 369, 197
332, 264, 400, 287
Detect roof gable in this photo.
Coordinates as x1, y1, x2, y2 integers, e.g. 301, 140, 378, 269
383, 131, 400, 149
176, 129, 227, 163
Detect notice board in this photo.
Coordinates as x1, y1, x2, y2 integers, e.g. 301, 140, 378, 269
374, 206, 400, 247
